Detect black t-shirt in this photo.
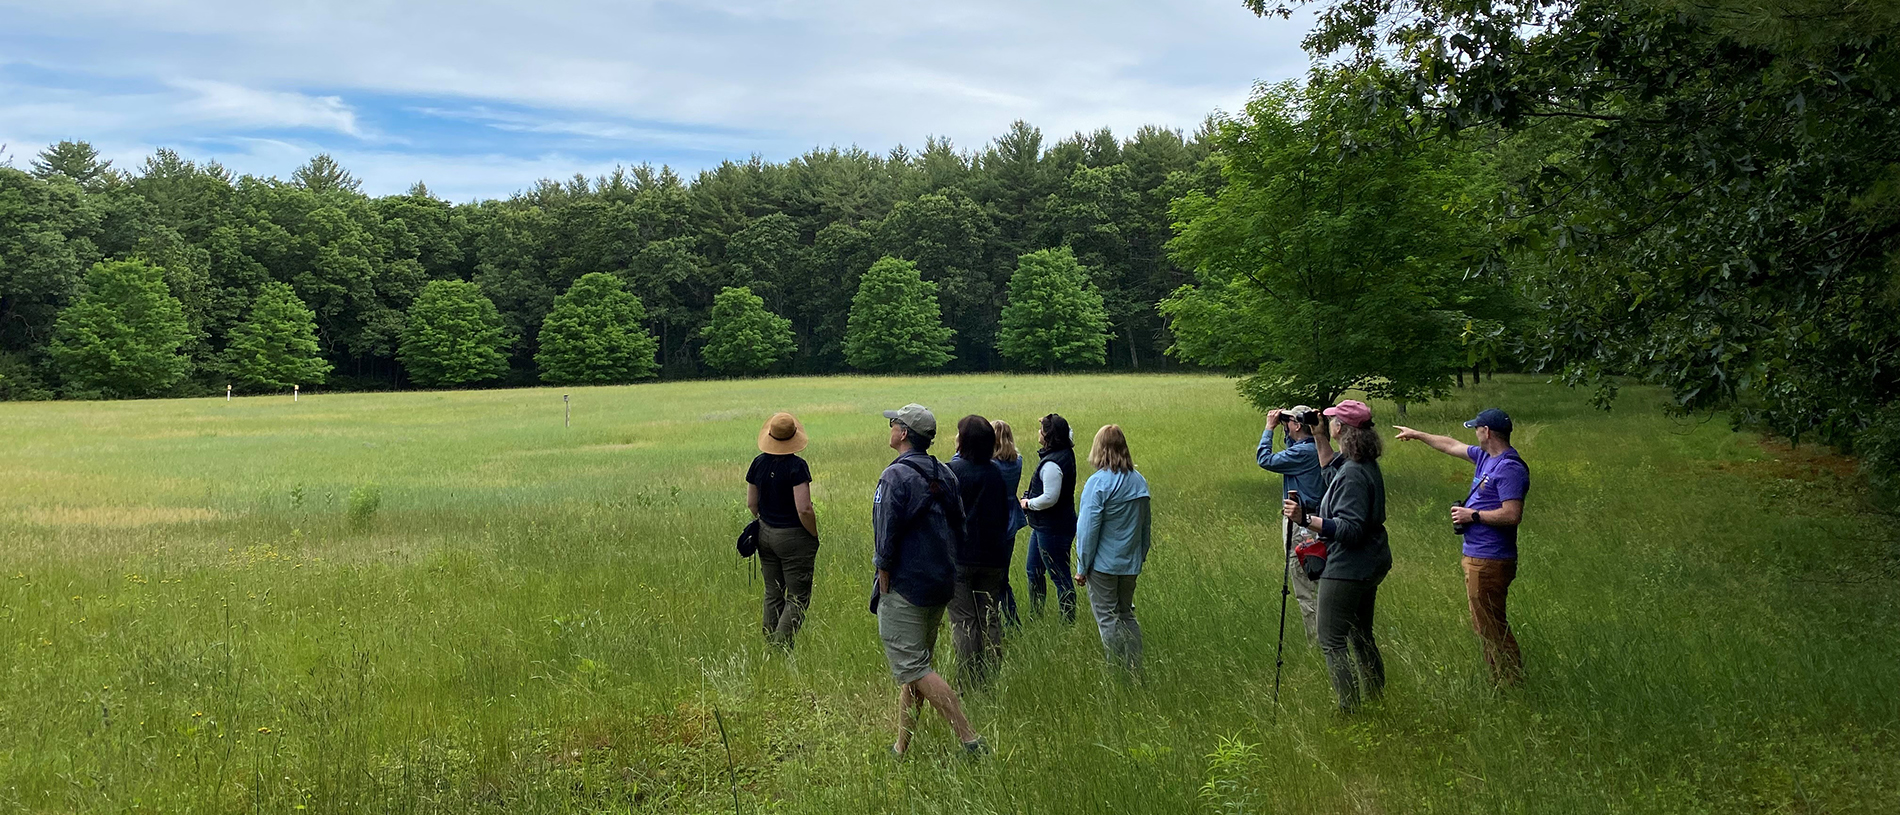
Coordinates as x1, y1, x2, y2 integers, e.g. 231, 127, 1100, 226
746, 453, 812, 529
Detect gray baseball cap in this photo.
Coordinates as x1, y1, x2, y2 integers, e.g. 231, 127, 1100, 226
882, 403, 937, 439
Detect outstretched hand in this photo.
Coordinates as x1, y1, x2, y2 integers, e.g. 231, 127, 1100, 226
1393, 425, 1424, 441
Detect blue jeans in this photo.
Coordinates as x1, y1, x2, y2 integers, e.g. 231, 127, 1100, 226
1025, 527, 1077, 623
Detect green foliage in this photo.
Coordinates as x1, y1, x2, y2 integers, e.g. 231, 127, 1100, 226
399, 280, 510, 387
0, 167, 102, 357
879, 191, 996, 367
698, 286, 795, 376
1161, 74, 1478, 410
291, 153, 361, 194
1859, 402, 1900, 510
346, 480, 382, 529
534, 272, 659, 385
997, 247, 1109, 371
2, 120, 1211, 397
221, 282, 331, 391
31, 140, 118, 191
844, 257, 955, 372
0, 352, 55, 401
48, 260, 193, 398
1280, 0, 1900, 445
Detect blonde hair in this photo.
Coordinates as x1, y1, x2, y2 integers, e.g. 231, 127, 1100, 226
991, 419, 1020, 463
1089, 424, 1134, 473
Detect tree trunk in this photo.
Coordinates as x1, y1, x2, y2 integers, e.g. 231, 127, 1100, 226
1397, 399, 1409, 417
1126, 326, 1140, 369
1473, 364, 1482, 384
1456, 370, 1465, 388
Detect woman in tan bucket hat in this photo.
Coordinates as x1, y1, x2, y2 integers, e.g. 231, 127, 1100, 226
747, 412, 820, 648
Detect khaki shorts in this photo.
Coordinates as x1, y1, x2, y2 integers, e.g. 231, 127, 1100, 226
876, 590, 945, 685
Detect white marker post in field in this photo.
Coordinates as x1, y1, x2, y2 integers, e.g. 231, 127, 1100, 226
293, 385, 300, 402
226, 384, 232, 401
564, 393, 571, 428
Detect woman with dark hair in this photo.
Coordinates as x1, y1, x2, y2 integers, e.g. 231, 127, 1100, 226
1020, 413, 1079, 623
1282, 399, 1391, 711
947, 415, 1014, 685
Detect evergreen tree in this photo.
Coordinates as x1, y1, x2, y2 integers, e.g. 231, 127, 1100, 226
997, 247, 1110, 372
291, 154, 361, 194
31, 140, 117, 190
49, 260, 193, 398
844, 257, 955, 372
222, 282, 331, 391
399, 280, 510, 387
699, 286, 795, 376
534, 272, 659, 384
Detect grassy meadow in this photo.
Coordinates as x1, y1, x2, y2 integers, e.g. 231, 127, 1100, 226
1, 373, 1896, 813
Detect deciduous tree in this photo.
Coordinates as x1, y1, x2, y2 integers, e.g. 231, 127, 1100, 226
534, 272, 659, 384
399, 280, 510, 387
49, 260, 193, 398
222, 282, 332, 391
844, 257, 955, 373
1161, 73, 1474, 410
699, 285, 795, 376
997, 247, 1109, 372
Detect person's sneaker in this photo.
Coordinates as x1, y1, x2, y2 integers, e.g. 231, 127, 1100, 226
962, 737, 990, 758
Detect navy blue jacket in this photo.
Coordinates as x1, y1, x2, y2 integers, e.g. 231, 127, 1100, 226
872, 450, 964, 606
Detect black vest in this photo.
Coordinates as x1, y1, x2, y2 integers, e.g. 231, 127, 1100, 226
1024, 447, 1077, 530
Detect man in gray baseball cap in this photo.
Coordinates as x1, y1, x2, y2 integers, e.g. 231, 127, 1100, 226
871, 403, 985, 757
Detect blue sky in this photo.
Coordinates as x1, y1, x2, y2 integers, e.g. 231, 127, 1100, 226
0, 0, 1314, 200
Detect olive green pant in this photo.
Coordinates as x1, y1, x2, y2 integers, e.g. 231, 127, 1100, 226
758, 523, 818, 648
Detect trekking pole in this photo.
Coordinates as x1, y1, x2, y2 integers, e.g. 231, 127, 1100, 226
1272, 490, 1296, 709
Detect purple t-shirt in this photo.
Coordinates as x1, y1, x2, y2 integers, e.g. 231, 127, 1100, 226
1462, 446, 1529, 560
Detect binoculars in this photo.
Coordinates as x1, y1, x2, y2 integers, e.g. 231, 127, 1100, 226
1280, 408, 1320, 427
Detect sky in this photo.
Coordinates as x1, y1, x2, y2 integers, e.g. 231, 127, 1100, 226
0, 0, 1315, 201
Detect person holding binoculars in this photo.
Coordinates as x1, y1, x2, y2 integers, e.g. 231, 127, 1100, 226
1281, 400, 1392, 713
1258, 405, 1327, 641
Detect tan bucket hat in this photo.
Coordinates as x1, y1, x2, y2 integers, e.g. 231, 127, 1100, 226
758, 412, 808, 455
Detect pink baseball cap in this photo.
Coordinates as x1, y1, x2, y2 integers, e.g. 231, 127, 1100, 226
1324, 399, 1374, 429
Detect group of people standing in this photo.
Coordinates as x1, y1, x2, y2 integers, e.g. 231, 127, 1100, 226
745, 403, 1153, 756
1259, 401, 1530, 711
742, 395, 1529, 751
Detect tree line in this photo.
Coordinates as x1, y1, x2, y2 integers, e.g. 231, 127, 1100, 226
1, 122, 1207, 397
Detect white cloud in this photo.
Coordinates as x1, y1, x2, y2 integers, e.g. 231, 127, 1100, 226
171, 80, 360, 136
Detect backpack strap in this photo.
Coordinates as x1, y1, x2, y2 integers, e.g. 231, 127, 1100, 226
896, 457, 966, 541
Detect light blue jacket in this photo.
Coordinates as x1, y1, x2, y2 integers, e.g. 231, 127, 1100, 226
1074, 468, 1152, 576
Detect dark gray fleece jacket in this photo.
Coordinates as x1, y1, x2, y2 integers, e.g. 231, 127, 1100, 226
1317, 457, 1392, 582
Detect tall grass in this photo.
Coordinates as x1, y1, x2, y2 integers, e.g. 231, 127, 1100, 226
0, 374, 1894, 813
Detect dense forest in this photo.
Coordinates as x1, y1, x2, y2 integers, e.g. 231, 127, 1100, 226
0, 122, 1218, 396
4, 0, 1899, 494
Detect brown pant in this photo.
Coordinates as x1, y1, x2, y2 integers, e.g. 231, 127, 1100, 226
1462, 556, 1523, 684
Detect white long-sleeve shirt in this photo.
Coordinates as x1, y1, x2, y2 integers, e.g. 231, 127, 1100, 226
1022, 461, 1065, 511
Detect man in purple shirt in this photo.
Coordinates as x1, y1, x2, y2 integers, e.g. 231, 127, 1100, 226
1395, 408, 1529, 685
